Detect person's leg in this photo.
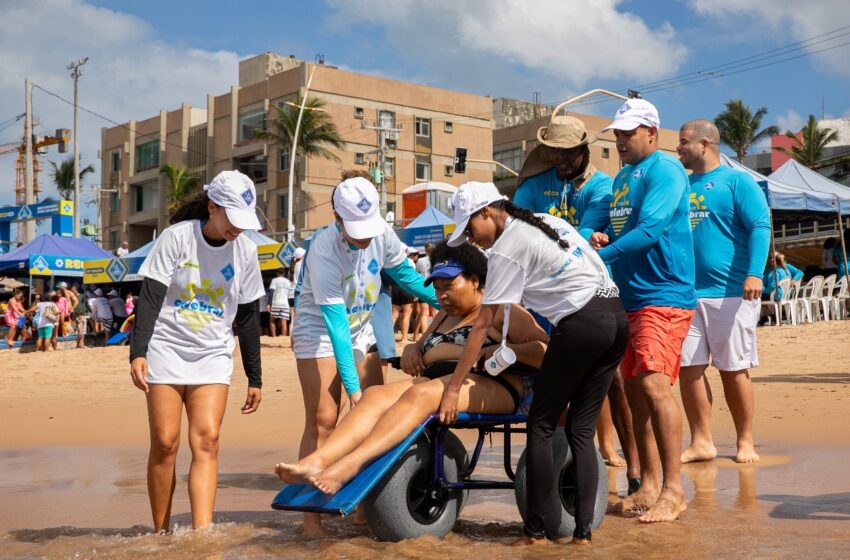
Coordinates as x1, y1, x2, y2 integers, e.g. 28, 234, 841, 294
270, 316, 277, 337
596, 397, 625, 466
398, 303, 413, 342
185, 383, 229, 530
295, 357, 344, 536
281, 312, 289, 336
636, 371, 686, 523
679, 364, 716, 462
310, 374, 517, 494
719, 369, 759, 463
607, 370, 640, 482
276, 380, 416, 483
5, 324, 15, 346
146, 384, 185, 533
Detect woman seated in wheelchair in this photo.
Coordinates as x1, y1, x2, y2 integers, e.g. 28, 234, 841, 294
275, 240, 548, 494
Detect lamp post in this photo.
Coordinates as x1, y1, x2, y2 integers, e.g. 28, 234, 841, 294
286, 63, 318, 242
68, 57, 88, 238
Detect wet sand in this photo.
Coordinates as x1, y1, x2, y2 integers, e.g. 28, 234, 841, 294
1, 322, 849, 558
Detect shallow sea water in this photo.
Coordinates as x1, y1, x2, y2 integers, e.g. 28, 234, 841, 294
1, 442, 849, 559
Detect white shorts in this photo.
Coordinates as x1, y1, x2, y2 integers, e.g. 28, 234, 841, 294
681, 297, 759, 371
292, 320, 376, 361
270, 306, 290, 320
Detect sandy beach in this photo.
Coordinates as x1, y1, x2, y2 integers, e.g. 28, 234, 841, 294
1, 322, 849, 559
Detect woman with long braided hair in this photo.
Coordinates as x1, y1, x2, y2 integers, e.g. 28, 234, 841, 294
440, 182, 628, 546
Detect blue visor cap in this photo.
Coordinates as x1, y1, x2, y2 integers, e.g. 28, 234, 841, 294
424, 260, 466, 286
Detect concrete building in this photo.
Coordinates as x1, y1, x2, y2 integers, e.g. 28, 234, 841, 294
492, 108, 681, 198
99, 53, 493, 250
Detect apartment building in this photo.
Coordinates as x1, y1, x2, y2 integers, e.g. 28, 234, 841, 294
99, 53, 493, 250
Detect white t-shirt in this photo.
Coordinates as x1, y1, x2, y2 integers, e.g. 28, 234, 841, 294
36, 302, 58, 327
292, 222, 406, 355
269, 276, 291, 308
483, 215, 614, 325
415, 255, 431, 277
289, 259, 303, 299
139, 220, 265, 385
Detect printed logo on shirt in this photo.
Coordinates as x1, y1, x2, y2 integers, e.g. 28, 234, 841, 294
572, 246, 584, 258
704, 181, 714, 190
546, 204, 570, 220
609, 184, 632, 235
632, 168, 644, 180
220, 263, 235, 282
241, 188, 254, 206
181, 260, 200, 269
356, 197, 372, 214
689, 193, 710, 230
173, 279, 225, 332
345, 281, 380, 327
367, 258, 380, 275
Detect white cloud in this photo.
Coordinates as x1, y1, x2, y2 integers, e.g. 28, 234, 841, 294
324, 0, 688, 91
689, 0, 850, 75
0, 0, 240, 231
775, 109, 805, 133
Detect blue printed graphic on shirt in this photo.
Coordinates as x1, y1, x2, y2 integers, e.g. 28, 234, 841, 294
597, 151, 695, 311
689, 166, 771, 298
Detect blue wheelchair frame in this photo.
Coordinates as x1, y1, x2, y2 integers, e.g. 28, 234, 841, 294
271, 412, 527, 517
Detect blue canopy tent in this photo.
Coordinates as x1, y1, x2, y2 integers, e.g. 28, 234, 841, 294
0, 234, 110, 278
396, 206, 455, 250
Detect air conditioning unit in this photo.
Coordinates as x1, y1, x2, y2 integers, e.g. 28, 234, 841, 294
385, 131, 398, 141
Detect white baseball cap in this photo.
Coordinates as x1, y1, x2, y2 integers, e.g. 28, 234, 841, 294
293, 247, 306, 259
603, 98, 661, 132
203, 171, 262, 231
332, 177, 385, 239
447, 181, 507, 247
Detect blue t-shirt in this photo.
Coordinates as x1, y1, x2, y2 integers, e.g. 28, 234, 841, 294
689, 165, 771, 298
597, 151, 696, 311
833, 245, 848, 279
514, 168, 613, 239
762, 264, 803, 300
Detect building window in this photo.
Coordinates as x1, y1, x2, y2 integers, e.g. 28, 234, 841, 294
379, 110, 395, 129
135, 140, 159, 172
236, 154, 268, 183
133, 182, 159, 212
602, 147, 610, 159
109, 230, 118, 251
444, 121, 453, 133
415, 117, 431, 138
385, 157, 395, 177
494, 147, 523, 174
279, 193, 289, 219
415, 155, 431, 181
110, 191, 120, 212
444, 165, 454, 177
279, 146, 291, 170
355, 107, 364, 119
237, 108, 266, 142
110, 151, 120, 173
355, 152, 365, 165
386, 138, 397, 149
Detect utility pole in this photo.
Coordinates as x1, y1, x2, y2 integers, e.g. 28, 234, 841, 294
68, 57, 88, 238
24, 78, 34, 242
361, 116, 402, 216
287, 63, 318, 242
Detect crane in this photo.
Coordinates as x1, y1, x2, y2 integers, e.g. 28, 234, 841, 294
0, 125, 70, 206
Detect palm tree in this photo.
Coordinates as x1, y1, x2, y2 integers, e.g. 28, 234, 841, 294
49, 156, 95, 200
773, 114, 839, 168
714, 99, 780, 161
160, 163, 200, 212
256, 96, 346, 170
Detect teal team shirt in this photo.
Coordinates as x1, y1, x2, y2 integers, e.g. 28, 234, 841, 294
597, 150, 696, 311
762, 264, 803, 300
514, 168, 613, 239
689, 165, 771, 298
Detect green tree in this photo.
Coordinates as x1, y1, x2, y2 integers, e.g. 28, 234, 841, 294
160, 163, 200, 212
773, 114, 839, 168
256, 96, 346, 169
49, 156, 95, 200
714, 99, 780, 161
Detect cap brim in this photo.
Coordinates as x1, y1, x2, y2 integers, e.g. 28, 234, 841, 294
424, 266, 464, 286
343, 214, 386, 240
225, 207, 262, 231
447, 216, 470, 247
602, 118, 650, 132
537, 127, 598, 148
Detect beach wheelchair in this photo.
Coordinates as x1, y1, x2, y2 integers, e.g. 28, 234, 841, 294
272, 360, 609, 542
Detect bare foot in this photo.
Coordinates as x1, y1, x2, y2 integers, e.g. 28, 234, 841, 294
638, 490, 687, 523
301, 514, 332, 538
735, 441, 760, 463
681, 442, 717, 463
571, 538, 591, 545
510, 535, 549, 547
309, 459, 361, 495
601, 448, 626, 467
607, 485, 658, 516
274, 459, 324, 484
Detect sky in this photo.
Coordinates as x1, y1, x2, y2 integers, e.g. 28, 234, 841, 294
1, 0, 849, 230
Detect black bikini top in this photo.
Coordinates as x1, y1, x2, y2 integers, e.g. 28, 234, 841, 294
421, 314, 498, 354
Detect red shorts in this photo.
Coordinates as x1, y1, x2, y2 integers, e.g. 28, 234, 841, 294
620, 306, 695, 384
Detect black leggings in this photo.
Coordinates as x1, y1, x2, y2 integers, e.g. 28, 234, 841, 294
525, 296, 629, 540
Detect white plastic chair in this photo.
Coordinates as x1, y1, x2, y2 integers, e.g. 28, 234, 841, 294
779, 280, 799, 325
797, 275, 823, 324
815, 274, 837, 321
761, 277, 795, 326
831, 275, 849, 320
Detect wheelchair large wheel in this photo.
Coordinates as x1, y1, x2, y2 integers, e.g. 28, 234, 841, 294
363, 431, 468, 542
514, 430, 608, 538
